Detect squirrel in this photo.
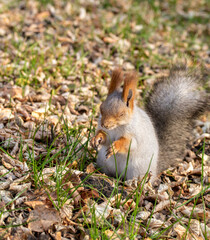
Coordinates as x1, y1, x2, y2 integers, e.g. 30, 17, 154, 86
91, 64, 208, 181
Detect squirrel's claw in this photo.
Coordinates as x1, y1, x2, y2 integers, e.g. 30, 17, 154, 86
106, 144, 118, 159
91, 131, 106, 149
91, 136, 102, 149
106, 147, 112, 159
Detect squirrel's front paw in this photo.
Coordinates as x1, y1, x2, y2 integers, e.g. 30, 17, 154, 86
106, 142, 119, 159
106, 137, 130, 159
91, 131, 106, 149
91, 136, 102, 149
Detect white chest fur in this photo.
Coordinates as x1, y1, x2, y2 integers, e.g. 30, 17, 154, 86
96, 106, 159, 180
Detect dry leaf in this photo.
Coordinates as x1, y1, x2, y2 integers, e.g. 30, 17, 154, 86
0, 108, 14, 121
28, 205, 61, 232
86, 163, 96, 174
24, 201, 45, 209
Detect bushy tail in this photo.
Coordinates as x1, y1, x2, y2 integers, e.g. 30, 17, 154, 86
145, 64, 209, 174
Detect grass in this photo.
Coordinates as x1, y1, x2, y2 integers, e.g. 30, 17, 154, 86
0, 125, 209, 238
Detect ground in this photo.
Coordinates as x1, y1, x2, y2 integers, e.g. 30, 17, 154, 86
0, 0, 209, 239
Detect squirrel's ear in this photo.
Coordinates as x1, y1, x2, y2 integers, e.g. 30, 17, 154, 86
108, 68, 124, 95
126, 89, 133, 107
122, 72, 137, 110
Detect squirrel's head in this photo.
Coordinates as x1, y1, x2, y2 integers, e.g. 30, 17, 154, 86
99, 68, 137, 130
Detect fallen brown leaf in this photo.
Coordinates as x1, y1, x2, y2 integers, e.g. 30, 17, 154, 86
28, 205, 61, 232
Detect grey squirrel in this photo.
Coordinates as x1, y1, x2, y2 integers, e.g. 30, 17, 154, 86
91, 64, 208, 181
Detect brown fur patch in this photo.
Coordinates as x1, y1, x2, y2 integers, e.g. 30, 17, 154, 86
101, 115, 117, 129
108, 68, 124, 95
122, 72, 138, 111
113, 136, 131, 154
106, 136, 131, 159
96, 129, 107, 140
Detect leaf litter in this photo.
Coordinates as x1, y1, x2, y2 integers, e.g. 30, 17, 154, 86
0, 0, 209, 239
